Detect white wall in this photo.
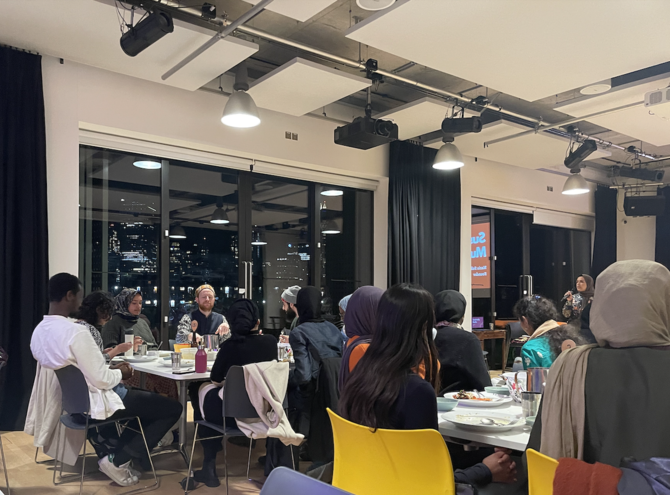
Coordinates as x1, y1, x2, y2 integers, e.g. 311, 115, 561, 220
459, 155, 595, 330
616, 191, 656, 261
41, 56, 390, 284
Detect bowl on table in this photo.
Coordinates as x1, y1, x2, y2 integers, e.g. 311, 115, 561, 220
206, 350, 217, 361
180, 348, 197, 361
437, 397, 458, 412
485, 386, 510, 396
525, 416, 536, 426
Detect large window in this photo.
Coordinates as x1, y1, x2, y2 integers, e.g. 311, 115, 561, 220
79, 145, 374, 343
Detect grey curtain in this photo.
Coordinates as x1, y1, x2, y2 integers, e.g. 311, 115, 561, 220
388, 141, 461, 295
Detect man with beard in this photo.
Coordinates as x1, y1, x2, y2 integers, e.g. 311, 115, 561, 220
190, 285, 229, 342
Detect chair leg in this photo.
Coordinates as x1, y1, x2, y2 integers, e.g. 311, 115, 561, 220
184, 423, 198, 495
246, 437, 253, 480
52, 413, 64, 486
290, 445, 296, 470
135, 417, 159, 492
80, 421, 89, 495
224, 433, 228, 495
0, 435, 10, 495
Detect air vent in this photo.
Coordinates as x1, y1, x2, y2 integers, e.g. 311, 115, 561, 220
648, 90, 663, 105
644, 88, 670, 121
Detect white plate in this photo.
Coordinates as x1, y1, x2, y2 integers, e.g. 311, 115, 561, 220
441, 411, 524, 432
123, 356, 159, 363
160, 359, 194, 367
445, 392, 513, 408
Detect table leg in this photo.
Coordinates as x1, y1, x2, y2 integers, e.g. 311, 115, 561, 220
178, 381, 189, 465
501, 338, 508, 373
139, 371, 146, 389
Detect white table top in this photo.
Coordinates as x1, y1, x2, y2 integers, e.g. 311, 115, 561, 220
126, 358, 212, 381
438, 403, 531, 452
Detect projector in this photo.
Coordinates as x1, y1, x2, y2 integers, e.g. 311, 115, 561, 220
616, 166, 665, 182
334, 116, 398, 150
644, 88, 670, 121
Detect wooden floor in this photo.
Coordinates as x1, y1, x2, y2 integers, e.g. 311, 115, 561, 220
1, 408, 274, 495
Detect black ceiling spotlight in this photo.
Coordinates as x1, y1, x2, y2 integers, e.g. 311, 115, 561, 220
616, 166, 665, 182
120, 9, 174, 57
564, 139, 597, 171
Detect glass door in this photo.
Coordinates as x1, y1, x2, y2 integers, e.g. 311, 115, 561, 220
167, 162, 240, 340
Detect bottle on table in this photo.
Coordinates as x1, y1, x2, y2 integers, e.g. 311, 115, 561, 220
195, 345, 207, 373
124, 328, 134, 357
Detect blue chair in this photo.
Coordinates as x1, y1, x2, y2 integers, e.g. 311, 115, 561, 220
185, 365, 295, 495
260, 467, 353, 495
53, 365, 158, 495
169, 340, 176, 352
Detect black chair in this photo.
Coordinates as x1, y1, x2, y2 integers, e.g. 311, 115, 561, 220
53, 365, 158, 495
505, 321, 527, 367
185, 365, 294, 495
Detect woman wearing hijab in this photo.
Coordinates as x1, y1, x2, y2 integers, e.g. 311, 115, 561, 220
191, 299, 277, 487
528, 260, 670, 465
338, 286, 384, 391
101, 288, 156, 349
513, 295, 564, 369
562, 274, 595, 323
433, 290, 492, 395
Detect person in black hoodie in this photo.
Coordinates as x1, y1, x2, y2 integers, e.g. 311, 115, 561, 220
433, 290, 492, 395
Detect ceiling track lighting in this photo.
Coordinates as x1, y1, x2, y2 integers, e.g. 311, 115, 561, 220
221, 62, 261, 128
169, 225, 187, 238
133, 159, 161, 169
562, 173, 590, 195
120, 9, 174, 57
564, 139, 598, 171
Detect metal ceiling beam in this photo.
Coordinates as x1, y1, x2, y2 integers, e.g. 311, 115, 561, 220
161, 0, 274, 80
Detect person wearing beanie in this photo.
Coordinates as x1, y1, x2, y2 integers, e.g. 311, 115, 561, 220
281, 285, 301, 333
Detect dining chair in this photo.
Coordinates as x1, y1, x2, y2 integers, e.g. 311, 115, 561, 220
527, 449, 558, 495
184, 365, 294, 495
327, 409, 456, 495
53, 365, 158, 495
260, 466, 353, 495
169, 340, 176, 352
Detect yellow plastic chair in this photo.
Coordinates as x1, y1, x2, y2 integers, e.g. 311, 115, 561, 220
327, 409, 455, 495
527, 449, 558, 495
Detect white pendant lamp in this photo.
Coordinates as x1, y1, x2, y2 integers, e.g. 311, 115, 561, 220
562, 173, 590, 195
433, 142, 464, 170
169, 225, 187, 239
357, 0, 395, 11
221, 62, 260, 128
321, 188, 343, 197
322, 219, 341, 235
251, 231, 267, 246
133, 160, 161, 169
210, 207, 230, 224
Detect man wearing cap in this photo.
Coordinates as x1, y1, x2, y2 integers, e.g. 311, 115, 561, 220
190, 285, 229, 341
281, 285, 301, 333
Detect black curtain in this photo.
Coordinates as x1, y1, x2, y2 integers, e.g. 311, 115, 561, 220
655, 187, 670, 271
591, 185, 617, 280
0, 47, 49, 430
388, 141, 461, 295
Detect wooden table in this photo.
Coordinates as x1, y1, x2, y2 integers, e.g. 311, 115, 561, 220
473, 329, 508, 372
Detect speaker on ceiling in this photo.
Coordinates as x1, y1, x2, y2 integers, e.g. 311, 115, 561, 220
623, 195, 666, 217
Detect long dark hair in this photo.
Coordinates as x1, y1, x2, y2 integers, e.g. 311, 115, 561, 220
339, 283, 440, 430
77, 291, 114, 327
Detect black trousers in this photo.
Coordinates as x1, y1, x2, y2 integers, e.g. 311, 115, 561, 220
107, 389, 182, 466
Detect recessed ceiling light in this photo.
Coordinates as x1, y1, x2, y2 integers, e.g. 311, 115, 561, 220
357, 0, 395, 11
133, 160, 162, 169
321, 188, 344, 196
580, 81, 611, 95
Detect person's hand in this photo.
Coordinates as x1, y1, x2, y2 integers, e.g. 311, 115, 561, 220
111, 362, 134, 380
216, 323, 230, 336
564, 291, 573, 302
483, 451, 517, 484
279, 335, 289, 344
133, 336, 143, 352
187, 332, 202, 343
494, 447, 513, 455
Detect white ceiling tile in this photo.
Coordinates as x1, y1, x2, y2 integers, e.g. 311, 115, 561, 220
242, 0, 337, 22
346, 0, 670, 102
248, 58, 370, 116
0, 0, 258, 91
376, 97, 477, 140
555, 78, 670, 147
427, 120, 610, 169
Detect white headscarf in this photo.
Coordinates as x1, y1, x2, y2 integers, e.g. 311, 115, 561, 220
541, 260, 670, 459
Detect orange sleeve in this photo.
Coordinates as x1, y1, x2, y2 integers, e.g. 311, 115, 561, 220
348, 343, 369, 372
414, 358, 440, 379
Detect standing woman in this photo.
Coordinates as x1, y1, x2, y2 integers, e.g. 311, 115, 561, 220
339, 284, 516, 487
562, 275, 594, 323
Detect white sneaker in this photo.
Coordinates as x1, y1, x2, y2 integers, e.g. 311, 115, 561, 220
126, 460, 142, 479
98, 456, 139, 486
156, 429, 173, 448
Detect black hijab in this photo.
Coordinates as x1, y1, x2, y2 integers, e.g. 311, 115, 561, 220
296, 286, 324, 324
227, 299, 259, 341
434, 290, 467, 325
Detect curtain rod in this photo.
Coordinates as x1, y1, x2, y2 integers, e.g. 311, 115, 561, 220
0, 43, 40, 56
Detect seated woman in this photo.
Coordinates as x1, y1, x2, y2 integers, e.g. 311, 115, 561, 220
513, 295, 563, 369
339, 286, 384, 391
75, 291, 133, 361
433, 290, 491, 395
339, 283, 517, 488
192, 299, 277, 487
528, 260, 670, 465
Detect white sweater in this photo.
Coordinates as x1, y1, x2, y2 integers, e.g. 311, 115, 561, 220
30, 315, 124, 420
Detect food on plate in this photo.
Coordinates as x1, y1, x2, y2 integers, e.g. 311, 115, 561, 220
453, 390, 492, 401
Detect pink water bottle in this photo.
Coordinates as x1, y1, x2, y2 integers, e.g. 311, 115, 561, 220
195, 345, 207, 373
